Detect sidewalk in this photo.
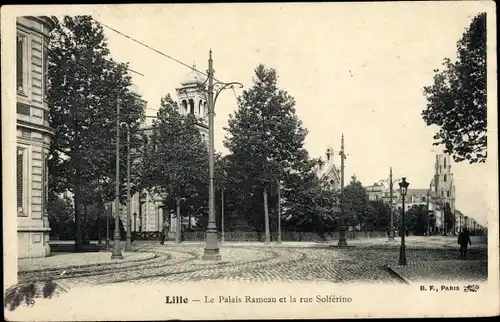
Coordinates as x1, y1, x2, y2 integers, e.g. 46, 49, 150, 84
387, 260, 488, 283
138, 235, 486, 250
18, 251, 156, 273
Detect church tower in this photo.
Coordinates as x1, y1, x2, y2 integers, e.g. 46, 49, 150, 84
175, 65, 209, 144
431, 154, 456, 233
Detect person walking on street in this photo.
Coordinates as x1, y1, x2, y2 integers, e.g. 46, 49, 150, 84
160, 230, 165, 245
458, 229, 472, 259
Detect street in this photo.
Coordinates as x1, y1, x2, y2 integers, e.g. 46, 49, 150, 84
19, 238, 487, 287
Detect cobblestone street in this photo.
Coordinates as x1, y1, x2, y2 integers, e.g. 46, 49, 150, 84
19, 243, 488, 289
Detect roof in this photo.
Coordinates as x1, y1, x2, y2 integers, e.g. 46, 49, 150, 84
180, 66, 207, 86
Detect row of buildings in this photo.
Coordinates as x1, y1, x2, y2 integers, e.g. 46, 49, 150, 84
364, 154, 485, 234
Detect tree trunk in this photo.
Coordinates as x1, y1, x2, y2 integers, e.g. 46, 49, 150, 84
176, 197, 182, 243
74, 172, 82, 252
263, 187, 270, 244
83, 201, 89, 245
97, 198, 103, 244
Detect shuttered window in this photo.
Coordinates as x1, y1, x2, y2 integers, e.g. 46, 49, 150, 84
16, 36, 25, 92
17, 148, 25, 213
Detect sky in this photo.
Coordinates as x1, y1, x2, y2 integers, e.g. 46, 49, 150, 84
19, 2, 494, 226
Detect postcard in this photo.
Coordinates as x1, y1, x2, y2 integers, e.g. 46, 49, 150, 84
2, 2, 498, 320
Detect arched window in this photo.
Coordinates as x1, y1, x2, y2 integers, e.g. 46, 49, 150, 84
444, 157, 447, 168
199, 100, 202, 115
444, 174, 447, 182
204, 102, 207, 116
189, 99, 195, 115
182, 100, 188, 114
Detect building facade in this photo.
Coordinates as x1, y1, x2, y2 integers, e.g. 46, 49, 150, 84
429, 154, 456, 234
16, 16, 58, 258
316, 147, 341, 191
127, 67, 207, 235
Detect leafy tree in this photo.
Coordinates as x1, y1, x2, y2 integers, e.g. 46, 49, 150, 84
140, 94, 208, 239
406, 204, 429, 235
224, 64, 310, 241
367, 199, 391, 231
47, 16, 144, 251
343, 175, 368, 230
422, 13, 487, 163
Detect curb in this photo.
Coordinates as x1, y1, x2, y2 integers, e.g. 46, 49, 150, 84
385, 265, 412, 285
18, 252, 157, 275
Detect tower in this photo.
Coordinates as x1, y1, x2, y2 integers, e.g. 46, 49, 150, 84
433, 154, 456, 233
318, 147, 340, 191
175, 65, 209, 144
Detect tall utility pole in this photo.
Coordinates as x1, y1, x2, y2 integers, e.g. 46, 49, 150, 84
221, 189, 225, 244
111, 99, 123, 259
388, 167, 395, 240
277, 181, 282, 244
338, 134, 347, 247
202, 50, 221, 260
125, 124, 132, 251
426, 189, 430, 236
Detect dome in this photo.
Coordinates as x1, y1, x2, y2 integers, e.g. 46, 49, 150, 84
129, 83, 144, 97
180, 66, 207, 86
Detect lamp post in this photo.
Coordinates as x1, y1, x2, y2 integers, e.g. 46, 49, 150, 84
202, 50, 243, 261
398, 177, 409, 266
277, 180, 282, 244
105, 204, 110, 251
111, 99, 123, 260
384, 169, 403, 241
221, 189, 225, 244
120, 122, 132, 252
338, 134, 347, 247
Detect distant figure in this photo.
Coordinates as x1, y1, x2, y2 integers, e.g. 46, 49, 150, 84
160, 230, 165, 245
458, 229, 472, 259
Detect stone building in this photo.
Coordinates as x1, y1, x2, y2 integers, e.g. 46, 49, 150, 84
316, 147, 341, 191
429, 154, 456, 234
16, 16, 58, 258
128, 67, 207, 235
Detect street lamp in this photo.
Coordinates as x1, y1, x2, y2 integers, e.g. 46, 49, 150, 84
398, 177, 409, 266
111, 99, 124, 259
120, 122, 132, 252
201, 50, 243, 261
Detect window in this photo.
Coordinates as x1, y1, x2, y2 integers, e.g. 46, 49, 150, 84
423, 196, 426, 202
17, 147, 28, 215
444, 157, 447, 168
43, 43, 49, 101
189, 99, 194, 115
447, 191, 450, 197
17, 35, 27, 93
444, 174, 447, 182
441, 191, 444, 197
42, 153, 49, 214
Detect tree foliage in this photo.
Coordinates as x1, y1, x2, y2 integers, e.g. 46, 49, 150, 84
405, 204, 429, 235
422, 13, 487, 163
223, 64, 315, 235
47, 16, 145, 250
140, 94, 208, 212
343, 175, 368, 229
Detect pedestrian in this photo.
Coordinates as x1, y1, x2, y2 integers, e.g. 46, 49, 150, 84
458, 229, 472, 259
160, 230, 165, 245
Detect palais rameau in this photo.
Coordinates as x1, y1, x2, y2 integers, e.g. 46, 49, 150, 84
245, 296, 277, 303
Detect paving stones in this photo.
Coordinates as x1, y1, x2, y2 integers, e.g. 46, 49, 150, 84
387, 260, 488, 283
21, 244, 488, 289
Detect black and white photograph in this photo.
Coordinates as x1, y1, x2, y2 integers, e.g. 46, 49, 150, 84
2, 2, 498, 320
